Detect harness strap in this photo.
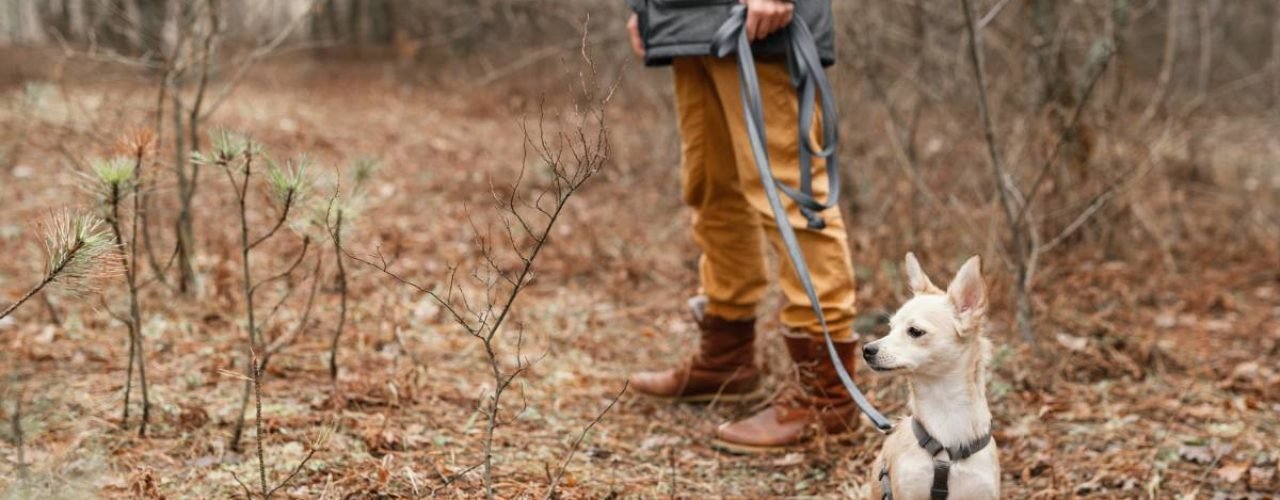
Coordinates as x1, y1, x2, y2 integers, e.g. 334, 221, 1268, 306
879, 463, 894, 500
930, 461, 951, 500
911, 419, 993, 461
910, 418, 993, 500
710, 4, 892, 433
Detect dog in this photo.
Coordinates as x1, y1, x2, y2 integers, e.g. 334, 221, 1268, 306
864, 253, 1000, 500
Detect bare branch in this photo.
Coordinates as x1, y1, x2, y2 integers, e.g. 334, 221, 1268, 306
199, 0, 323, 120
261, 255, 323, 369
248, 237, 311, 299
545, 382, 629, 499
1013, 46, 1116, 229
959, 0, 1019, 224
978, 0, 1015, 29
338, 244, 473, 332
249, 191, 297, 250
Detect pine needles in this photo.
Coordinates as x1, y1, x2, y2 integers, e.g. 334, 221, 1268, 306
1, 210, 119, 322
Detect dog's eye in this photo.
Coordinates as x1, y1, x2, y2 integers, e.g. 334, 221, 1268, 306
907, 327, 926, 338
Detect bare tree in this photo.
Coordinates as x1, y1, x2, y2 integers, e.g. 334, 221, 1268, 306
344, 24, 618, 498
958, 0, 1133, 341
132, 0, 318, 295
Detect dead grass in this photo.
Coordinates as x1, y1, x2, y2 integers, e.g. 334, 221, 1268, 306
0, 52, 1277, 498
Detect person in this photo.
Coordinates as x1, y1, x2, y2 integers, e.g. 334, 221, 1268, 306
623, 0, 862, 452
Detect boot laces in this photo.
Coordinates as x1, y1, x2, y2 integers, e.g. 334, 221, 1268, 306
751, 359, 819, 413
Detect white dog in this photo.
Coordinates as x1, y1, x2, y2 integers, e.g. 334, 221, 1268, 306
865, 253, 1000, 500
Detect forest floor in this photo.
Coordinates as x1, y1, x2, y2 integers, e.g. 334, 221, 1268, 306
0, 51, 1277, 498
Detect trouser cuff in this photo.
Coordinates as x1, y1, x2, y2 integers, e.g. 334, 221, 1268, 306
704, 300, 756, 322
785, 324, 859, 342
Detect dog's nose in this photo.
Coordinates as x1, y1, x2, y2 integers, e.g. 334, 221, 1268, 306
862, 344, 878, 357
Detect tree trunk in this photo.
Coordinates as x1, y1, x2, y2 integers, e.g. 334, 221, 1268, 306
1031, 0, 1071, 109
136, 0, 168, 59
1274, 4, 1280, 106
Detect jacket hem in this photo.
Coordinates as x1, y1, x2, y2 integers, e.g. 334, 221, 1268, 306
644, 43, 835, 68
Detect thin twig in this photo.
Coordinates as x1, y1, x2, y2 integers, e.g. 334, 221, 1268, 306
198, 0, 323, 121
248, 238, 311, 298
39, 293, 62, 326
1039, 188, 1117, 253
328, 211, 348, 384
431, 461, 484, 495
545, 382, 628, 499
978, 0, 1015, 28
249, 195, 295, 250
1013, 47, 1116, 229
266, 447, 318, 497
9, 380, 26, 480
959, 0, 1017, 224
260, 256, 323, 370
252, 349, 268, 498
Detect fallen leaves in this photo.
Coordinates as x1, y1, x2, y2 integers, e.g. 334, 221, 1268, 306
1, 65, 1277, 500
1179, 444, 1215, 465
772, 452, 805, 467
1055, 332, 1088, 352
1219, 360, 1280, 400
638, 435, 681, 452
1248, 465, 1278, 492
1215, 461, 1249, 483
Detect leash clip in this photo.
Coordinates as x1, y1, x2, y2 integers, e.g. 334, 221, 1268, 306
801, 208, 826, 230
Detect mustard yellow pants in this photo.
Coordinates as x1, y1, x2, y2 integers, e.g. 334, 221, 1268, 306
673, 56, 856, 340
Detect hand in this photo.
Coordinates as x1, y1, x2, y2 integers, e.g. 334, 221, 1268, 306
741, 0, 794, 41
627, 14, 645, 58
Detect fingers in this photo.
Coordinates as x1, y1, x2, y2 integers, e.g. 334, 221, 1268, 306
757, 13, 775, 39
630, 30, 644, 58
745, 8, 763, 41
627, 15, 644, 58
778, 4, 794, 33
745, 0, 795, 41
763, 4, 784, 37
764, 12, 784, 38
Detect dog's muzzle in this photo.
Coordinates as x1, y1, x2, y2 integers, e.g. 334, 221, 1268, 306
862, 342, 888, 370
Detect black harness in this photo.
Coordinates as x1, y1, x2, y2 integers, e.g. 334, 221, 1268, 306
880, 419, 993, 500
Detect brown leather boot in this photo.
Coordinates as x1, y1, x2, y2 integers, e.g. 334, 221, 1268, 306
628, 308, 764, 403
712, 331, 860, 453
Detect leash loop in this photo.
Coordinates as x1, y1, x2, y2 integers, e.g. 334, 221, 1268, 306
710, 5, 892, 432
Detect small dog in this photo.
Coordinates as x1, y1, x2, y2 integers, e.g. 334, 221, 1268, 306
865, 253, 1000, 500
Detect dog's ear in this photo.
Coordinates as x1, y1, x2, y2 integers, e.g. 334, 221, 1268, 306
904, 252, 941, 295
947, 256, 987, 335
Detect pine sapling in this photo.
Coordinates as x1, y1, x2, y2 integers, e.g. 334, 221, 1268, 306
197, 131, 323, 495
196, 131, 312, 453
325, 157, 380, 389
1, 210, 119, 321
87, 133, 155, 435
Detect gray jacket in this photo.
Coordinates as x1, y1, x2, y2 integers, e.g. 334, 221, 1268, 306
627, 0, 835, 67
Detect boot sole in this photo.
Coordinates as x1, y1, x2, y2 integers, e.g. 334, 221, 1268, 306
635, 386, 767, 404
709, 438, 796, 455
709, 430, 862, 455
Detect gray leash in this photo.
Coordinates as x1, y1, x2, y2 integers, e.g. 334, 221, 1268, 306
710, 5, 892, 432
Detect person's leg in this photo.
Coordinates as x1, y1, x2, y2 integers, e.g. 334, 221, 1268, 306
704, 57, 857, 337
700, 56, 861, 451
676, 59, 770, 322
628, 57, 769, 403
